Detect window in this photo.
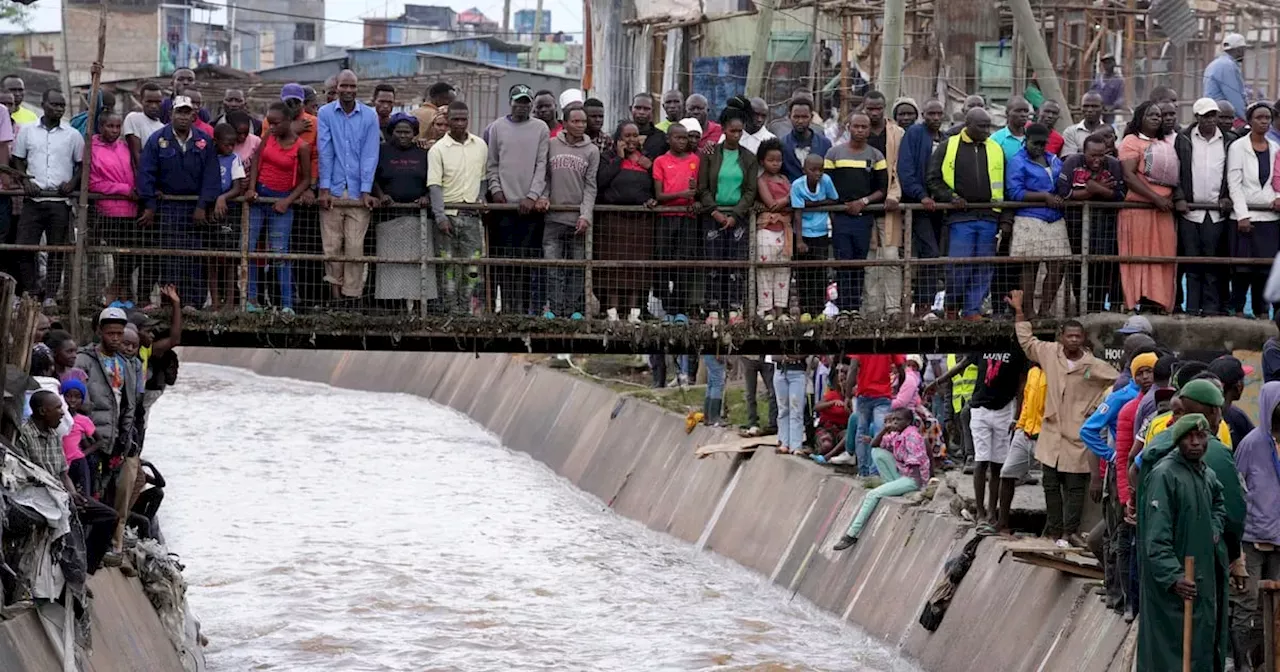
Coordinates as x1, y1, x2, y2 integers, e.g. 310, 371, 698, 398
294, 23, 316, 42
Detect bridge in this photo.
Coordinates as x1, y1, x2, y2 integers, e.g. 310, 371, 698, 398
8, 195, 1275, 355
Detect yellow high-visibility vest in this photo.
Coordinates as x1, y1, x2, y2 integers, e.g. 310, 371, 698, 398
948, 354, 977, 414
941, 130, 1004, 210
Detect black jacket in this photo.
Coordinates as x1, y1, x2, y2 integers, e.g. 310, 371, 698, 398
596, 153, 653, 205
697, 143, 758, 220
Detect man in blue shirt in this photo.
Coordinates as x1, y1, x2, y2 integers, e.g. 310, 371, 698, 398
989, 97, 1031, 161
780, 98, 831, 182
1090, 55, 1124, 124
898, 99, 946, 317
137, 95, 220, 307
1204, 33, 1248, 121
1006, 124, 1066, 317
317, 69, 381, 304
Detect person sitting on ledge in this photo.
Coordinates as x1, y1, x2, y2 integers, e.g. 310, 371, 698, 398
833, 407, 931, 551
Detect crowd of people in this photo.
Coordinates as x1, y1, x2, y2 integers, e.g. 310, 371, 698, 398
0, 33, 1277, 322
9, 294, 179, 581
686, 305, 1279, 670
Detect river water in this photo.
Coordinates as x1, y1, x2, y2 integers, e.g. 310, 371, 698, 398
149, 364, 918, 672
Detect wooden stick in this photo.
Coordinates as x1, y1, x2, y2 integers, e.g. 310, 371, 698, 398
1182, 555, 1195, 672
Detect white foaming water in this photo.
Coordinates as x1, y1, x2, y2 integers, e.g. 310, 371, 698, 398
150, 363, 919, 672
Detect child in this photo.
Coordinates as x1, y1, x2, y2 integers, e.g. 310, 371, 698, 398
755, 138, 792, 319
226, 110, 261, 171
651, 122, 700, 322
210, 123, 247, 311
812, 365, 851, 463
833, 407, 932, 551
61, 379, 96, 499
246, 102, 312, 314
789, 153, 839, 320
893, 355, 923, 409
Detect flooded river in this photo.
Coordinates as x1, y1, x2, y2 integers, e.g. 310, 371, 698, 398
149, 364, 919, 672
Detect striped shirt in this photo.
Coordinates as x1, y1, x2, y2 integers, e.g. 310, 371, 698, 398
823, 143, 887, 202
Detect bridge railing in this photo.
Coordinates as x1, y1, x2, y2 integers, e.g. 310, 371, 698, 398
0, 192, 1268, 329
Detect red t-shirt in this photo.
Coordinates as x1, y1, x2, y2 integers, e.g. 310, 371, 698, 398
818, 389, 851, 428
850, 354, 906, 399
652, 151, 700, 214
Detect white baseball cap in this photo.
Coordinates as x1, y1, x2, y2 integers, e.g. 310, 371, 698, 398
677, 117, 703, 135
1193, 97, 1219, 116
559, 88, 584, 109
98, 306, 128, 324
1223, 33, 1248, 50
171, 95, 195, 111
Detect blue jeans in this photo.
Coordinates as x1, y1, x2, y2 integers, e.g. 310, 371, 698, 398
702, 355, 726, 401
846, 448, 920, 537
248, 185, 295, 309
947, 218, 997, 316
774, 367, 807, 451
832, 213, 873, 312
847, 396, 891, 476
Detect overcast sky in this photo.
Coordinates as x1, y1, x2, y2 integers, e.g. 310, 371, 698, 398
1, 0, 585, 52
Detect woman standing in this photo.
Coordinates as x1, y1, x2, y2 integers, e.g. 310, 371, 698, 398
696, 101, 758, 322
371, 113, 436, 311
596, 121, 654, 321
1227, 102, 1280, 316
245, 101, 312, 313
1117, 101, 1185, 313
754, 138, 792, 319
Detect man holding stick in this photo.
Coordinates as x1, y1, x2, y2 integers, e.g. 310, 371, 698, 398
1136, 412, 1230, 671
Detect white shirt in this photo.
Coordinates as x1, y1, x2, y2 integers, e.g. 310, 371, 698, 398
1226, 135, 1280, 222
12, 119, 84, 203
1189, 126, 1226, 222
723, 125, 777, 155
1060, 120, 1109, 156
122, 111, 165, 144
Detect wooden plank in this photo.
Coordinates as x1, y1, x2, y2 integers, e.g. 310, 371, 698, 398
1009, 551, 1105, 580
695, 436, 777, 458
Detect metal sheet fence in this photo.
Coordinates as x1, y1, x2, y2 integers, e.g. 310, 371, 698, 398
0, 194, 1272, 325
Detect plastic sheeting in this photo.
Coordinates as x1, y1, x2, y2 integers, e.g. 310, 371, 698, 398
2, 450, 73, 601
127, 532, 206, 672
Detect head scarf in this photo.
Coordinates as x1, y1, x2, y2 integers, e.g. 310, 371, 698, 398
1177, 379, 1224, 407
388, 112, 419, 135
1130, 352, 1158, 377
1168, 413, 1210, 445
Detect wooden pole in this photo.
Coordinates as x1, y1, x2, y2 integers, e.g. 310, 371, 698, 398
1008, 0, 1073, 126
809, 3, 821, 93
530, 0, 544, 71
840, 14, 850, 122
1123, 0, 1136, 115
68, 0, 108, 342
745, 0, 775, 99
1182, 556, 1195, 672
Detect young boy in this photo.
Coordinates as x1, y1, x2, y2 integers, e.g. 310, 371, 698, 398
651, 122, 700, 321
789, 153, 839, 319
61, 379, 96, 499
210, 123, 246, 311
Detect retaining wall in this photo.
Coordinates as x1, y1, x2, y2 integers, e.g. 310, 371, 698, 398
184, 348, 1136, 672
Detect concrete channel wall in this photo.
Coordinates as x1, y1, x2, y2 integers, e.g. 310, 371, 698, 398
184, 348, 1136, 672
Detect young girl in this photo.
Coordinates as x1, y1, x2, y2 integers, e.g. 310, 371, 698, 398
61, 379, 96, 499
246, 101, 313, 313
209, 123, 247, 311
833, 407, 932, 551
812, 365, 851, 463
755, 138, 792, 319
773, 354, 810, 455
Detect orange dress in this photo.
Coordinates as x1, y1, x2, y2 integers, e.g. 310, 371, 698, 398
1117, 134, 1177, 311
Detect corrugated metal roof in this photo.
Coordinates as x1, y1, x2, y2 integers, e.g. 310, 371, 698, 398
1150, 0, 1197, 47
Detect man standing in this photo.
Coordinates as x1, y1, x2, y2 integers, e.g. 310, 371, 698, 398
16, 390, 118, 574
1037, 100, 1066, 156
12, 90, 82, 303
899, 99, 946, 317
839, 353, 906, 475
372, 83, 396, 137
926, 107, 1003, 319
825, 112, 887, 316
945, 95, 986, 137
540, 106, 598, 318
75, 307, 137, 559
214, 88, 261, 135
1056, 133, 1126, 312
656, 90, 683, 132
1209, 355, 1254, 447
1090, 54, 1125, 124
159, 68, 209, 124
123, 82, 166, 166
739, 356, 778, 436
317, 70, 381, 305
428, 101, 488, 315
622, 92, 668, 159
1234, 380, 1280, 669
738, 97, 777, 154
860, 91, 906, 317
137, 95, 220, 306
1136, 412, 1230, 672
685, 94, 722, 150
533, 90, 561, 137
1204, 33, 1248, 121
990, 97, 1031, 160
1061, 92, 1108, 156
412, 81, 455, 141
583, 97, 615, 157
1174, 98, 1231, 316
780, 98, 832, 182
2, 75, 37, 127
486, 84, 550, 315
1010, 289, 1119, 547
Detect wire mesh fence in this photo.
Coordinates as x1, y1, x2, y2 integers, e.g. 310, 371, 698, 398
1, 193, 1274, 327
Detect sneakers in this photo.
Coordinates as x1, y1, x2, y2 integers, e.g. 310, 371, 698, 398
570, 312, 584, 320
828, 452, 856, 466
627, 308, 642, 324
1054, 538, 1071, 549
606, 307, 620, 322
833, 535, 858, 551
799, 313, 813, 323
543, 310, 556, 319
705, 311, 720, 326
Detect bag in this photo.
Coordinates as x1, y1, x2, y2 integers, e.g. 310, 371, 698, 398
1140, 138, 1180, 188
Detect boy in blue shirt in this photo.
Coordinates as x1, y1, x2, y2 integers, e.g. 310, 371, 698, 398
209, 123, 246, 311
789, 154, 839, 318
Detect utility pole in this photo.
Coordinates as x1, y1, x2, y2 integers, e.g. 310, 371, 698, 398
808, 1, 821, 92
503, 0, 512, 32
745, 0, 775, 98
1008, 0, 1074, 127
59, 0, 73, 105
877, 0, 904, 102
530, 0, 544, 71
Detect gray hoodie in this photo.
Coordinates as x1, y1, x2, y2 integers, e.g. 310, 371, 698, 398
485, 116, 549, 203
543, 132, 599, 227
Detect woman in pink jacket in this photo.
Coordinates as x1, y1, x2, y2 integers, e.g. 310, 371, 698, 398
89, 112, 138, 306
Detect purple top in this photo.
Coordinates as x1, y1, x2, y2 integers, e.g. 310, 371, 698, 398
1090, 75, 1124, 109
1237, 381, 1280, 545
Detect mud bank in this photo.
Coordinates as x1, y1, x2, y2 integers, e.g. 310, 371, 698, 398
184, 348, 1134, 672
0, 568, 186, 671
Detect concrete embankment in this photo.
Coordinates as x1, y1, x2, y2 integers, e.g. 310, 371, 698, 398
0, 569, 186, 671
184, 348, 1134, 672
